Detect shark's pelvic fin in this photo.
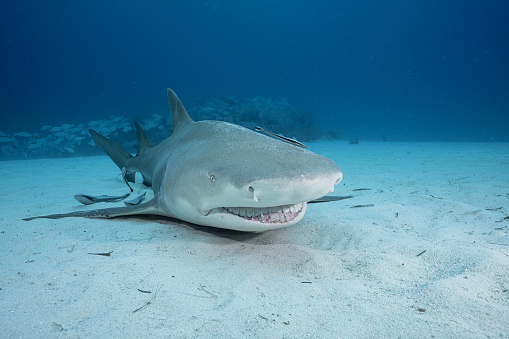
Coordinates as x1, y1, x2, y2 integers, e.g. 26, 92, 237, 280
167, 88, 193, 132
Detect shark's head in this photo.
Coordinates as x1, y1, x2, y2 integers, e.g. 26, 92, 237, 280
157, 119, 342, 231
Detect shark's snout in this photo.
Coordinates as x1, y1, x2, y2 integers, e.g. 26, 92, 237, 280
336, 170, 343, 185
242, 168, 342, 207
197, 166, 341, 231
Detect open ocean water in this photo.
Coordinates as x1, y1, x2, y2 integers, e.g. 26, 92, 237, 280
1, 0, 508, 159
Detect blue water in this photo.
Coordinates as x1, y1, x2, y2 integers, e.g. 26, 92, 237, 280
1, 0, 508, 142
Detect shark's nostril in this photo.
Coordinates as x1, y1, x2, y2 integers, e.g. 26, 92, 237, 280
248, 186, 259, 201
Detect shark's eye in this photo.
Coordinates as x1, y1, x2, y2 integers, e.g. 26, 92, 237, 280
209, 174, 216, 182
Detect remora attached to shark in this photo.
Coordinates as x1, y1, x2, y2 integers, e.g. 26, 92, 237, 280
24, 89, 343, 231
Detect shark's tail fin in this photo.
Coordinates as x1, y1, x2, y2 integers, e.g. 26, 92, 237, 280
134, 122, 153, 156
89, 129, 136, 182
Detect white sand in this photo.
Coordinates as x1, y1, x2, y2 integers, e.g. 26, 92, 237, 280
1, 141, 508, 338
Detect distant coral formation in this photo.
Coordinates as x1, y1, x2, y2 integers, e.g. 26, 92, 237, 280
191, 96, 320, 142
0, 96, 322, 159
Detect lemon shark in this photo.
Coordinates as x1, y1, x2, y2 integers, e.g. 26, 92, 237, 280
24, 89, 343, 231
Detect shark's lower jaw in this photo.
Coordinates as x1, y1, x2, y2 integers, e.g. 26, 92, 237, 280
222, 203, 305, 224
202, 202, 308, 231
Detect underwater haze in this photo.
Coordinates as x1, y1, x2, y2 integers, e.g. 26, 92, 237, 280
1, 0, 509, 143
2, 3, 509, 336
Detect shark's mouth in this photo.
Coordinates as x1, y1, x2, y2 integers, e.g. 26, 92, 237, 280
222, 203, 305, 224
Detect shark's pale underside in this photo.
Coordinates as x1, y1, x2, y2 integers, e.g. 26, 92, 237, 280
24, 89, 343, 231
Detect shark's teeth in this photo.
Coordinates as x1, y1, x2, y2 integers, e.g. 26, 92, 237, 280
224, 203, 304, 224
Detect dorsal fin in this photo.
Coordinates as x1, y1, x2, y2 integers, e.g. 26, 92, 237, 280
167, 88, 193, 132
134, 122, 153, 156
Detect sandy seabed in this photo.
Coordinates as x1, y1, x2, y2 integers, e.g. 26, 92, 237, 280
1, 141, 508, 338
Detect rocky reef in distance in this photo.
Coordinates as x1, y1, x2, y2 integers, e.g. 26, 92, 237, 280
191, 96, 320, 142
0, 96, 333, 160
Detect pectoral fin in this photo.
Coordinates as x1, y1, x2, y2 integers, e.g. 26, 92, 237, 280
23, 199, 159, 221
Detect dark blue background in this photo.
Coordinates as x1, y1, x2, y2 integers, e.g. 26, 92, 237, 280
1, 0, 508, 141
